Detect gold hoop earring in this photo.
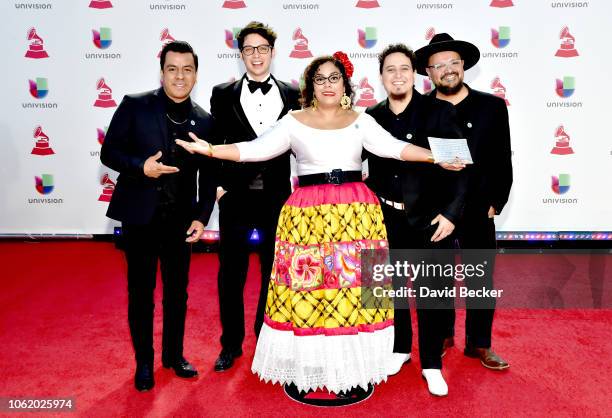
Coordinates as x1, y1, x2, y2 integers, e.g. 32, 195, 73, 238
340, 93, 351, 110
311, 97, 318, 110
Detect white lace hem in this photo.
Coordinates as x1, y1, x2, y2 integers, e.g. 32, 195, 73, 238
251, 323, 394, 393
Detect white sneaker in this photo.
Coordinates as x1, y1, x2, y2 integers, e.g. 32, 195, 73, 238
386, 353, 411, 376
422, 369, 448, 397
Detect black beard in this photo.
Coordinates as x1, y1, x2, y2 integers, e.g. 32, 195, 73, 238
435, 74, 463, 95
389, 91, 408, 101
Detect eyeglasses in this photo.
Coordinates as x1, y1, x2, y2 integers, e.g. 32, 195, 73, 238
241, 45, 272, 55
427, 59, 463, 71
313, 73, 342, 85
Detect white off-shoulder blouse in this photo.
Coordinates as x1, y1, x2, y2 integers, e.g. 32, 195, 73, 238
234, 112, 407, 176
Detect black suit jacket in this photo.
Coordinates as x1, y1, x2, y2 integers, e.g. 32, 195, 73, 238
100, 88, 216, 226
209, 75, 301, 209
366, 90, 467, 229
434, 85, 513, 217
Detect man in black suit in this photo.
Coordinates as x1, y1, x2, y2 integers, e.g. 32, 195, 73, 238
209, 21, 300, 371
416, 33, 513, 371
101, 41, 216, 391
365, 43, 465, 396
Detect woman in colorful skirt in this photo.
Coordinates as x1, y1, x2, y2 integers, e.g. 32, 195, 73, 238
176, 52, 464, 398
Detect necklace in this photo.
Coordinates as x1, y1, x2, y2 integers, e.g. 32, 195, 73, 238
166, 113, 188, 125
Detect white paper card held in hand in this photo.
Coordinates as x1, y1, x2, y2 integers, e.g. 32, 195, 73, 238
427, 137, 473, 164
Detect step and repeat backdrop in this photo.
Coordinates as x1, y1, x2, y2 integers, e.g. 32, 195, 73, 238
0, 0, 610, 237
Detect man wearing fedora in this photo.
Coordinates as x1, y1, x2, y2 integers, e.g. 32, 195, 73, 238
415, 33, 513, 372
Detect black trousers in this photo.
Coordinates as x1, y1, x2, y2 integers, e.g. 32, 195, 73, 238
447, 214, 497, 348
381, 203, 454, 370
122, 211, 191, 366
217, 190, 279, 352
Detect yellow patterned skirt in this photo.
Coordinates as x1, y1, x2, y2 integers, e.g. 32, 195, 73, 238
251, 182, 394, 393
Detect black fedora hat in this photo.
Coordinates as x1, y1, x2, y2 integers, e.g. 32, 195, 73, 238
415, 33, 480, 75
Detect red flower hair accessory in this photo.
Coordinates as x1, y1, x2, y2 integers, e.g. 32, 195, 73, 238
333, 51, 354, 78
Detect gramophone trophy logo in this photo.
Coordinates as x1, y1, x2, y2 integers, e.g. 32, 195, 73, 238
555, 26, 579, 58
98, 173, 116, 202
25, 28, 49, 59
158, 28, 176, 57
355, 0, 380, 8
551, 125, 574, 155
31, 126, 55, 156
89, 0, 113, 9
490, 77, 510, 106
93, 78, 117, 108
289, 28, 313, 58
222, 0, 246, 8
355, 77, 378, 107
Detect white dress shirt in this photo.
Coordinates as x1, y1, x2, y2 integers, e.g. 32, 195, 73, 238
240, 73, 284, 136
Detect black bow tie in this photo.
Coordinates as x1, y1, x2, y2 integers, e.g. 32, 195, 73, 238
247, 77, 272, 95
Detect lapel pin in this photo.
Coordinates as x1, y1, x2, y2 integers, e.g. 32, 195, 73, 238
467, 122, 473, 128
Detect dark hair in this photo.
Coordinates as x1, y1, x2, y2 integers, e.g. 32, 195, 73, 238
300, 56, 354, 108
160, 40, 198, 71
237, 21, 277, 50
378, 43, 416, 74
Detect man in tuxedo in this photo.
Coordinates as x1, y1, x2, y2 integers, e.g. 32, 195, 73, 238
101, 41, 216, 391
365, 43, 465, 396
209, 21, 300, 371
416, 33, 513, 371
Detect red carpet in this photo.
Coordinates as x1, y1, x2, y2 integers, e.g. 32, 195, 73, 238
0, 242, 610, 417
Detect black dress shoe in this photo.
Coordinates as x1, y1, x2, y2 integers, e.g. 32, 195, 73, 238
134, 363, 154, 392
214, 349, 243, 372
162, 357, 198, 378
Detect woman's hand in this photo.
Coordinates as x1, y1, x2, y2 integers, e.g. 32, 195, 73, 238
438, 157, 466, 171
176, 132, 212, 156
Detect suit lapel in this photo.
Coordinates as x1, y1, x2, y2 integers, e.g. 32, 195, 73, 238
232, 76, 257, 139
272, 75, 293, 119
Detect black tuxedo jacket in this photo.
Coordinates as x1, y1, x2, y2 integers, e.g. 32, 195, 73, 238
209, 75, 301, 209
431, 85, 513, 217
366, 90, 467, 229
100, 88, 216, 226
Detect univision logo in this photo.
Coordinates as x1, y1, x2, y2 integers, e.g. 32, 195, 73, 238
547, 76, 582, 108
543, 173, 577, 203
29, 174, 63, 203
23, 77, 57, 108
93, 27, 112, 49
29, 77, 48, 98
556, 76, 575, 98
35, 174, 53, 194
551, 174, 570, 194
225, 28, 240, 49
358, 27, 377, 49
491, 26, 510, 48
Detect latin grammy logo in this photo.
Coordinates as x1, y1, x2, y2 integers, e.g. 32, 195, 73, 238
491, 77, 510, 106
94, 78, 117, 108
551, 125, 574, 155
355, 0, 380, 8
25, 28, 49, 59
555, 26, 579, 57
222, 0, 246, 8
289, 28, 313, 59
31, 126, 55, 155
355, 78, 377, 107
98, 173, 116, 202
157, 28, 176, 58
89, 0, 113, 9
